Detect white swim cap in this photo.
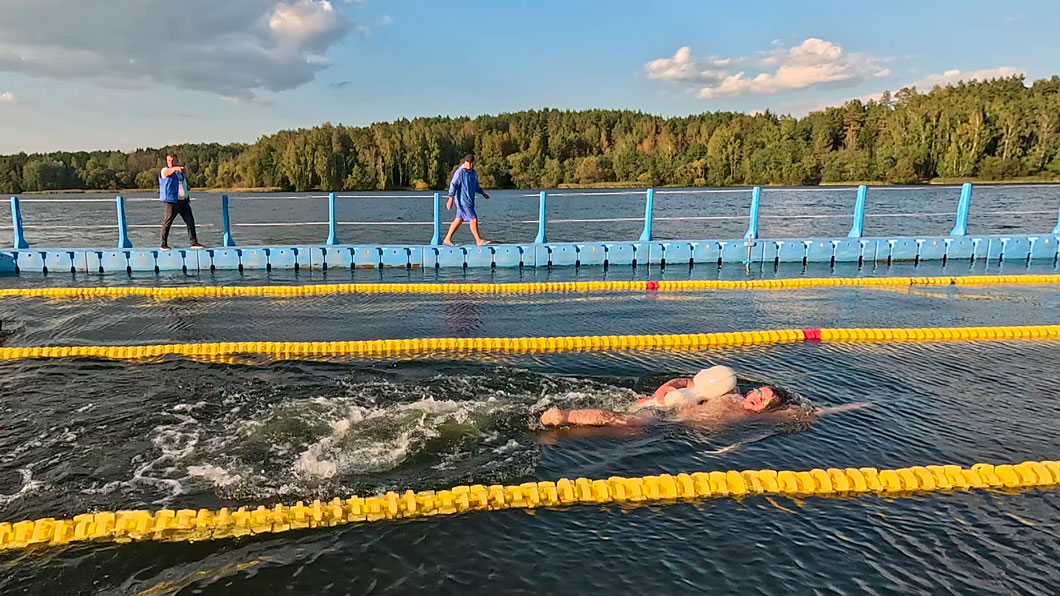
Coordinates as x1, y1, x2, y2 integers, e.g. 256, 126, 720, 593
692, 366, 737, 399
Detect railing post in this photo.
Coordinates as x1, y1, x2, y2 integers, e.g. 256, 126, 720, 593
10, 196, 28, 249
1053, 197, 1060, 235
430, 192, 441, 245
534, 190, 547, 244
848, 185, 867, 238
326, 192, 339, 245
950, 182, 972, 236
221, 194, 236, 247
743, 186, 761, 240
115, 195, 132, 249
638, 188, 654, 241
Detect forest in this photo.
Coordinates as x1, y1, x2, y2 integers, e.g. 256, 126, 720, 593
1, 75, 1059, 194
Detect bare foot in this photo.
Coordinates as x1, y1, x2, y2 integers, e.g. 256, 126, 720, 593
476, 239, 492, 246
443, 240, 456, 246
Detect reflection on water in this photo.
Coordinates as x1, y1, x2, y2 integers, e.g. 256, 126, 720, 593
443, 293, 484, 337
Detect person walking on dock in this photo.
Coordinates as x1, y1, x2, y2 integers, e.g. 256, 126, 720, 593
442, 154, 491, 246
159, 153, 204, 250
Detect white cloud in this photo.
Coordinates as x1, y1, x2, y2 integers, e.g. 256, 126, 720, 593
645, 38, 891, 100
850, 67, 1026, 106
644, 47, 729, 84
269, 0, 346, 52
776, 66, 1029, 116
0, 0, 355, 102
0, 92, 17, 104
908, 67, 1025, 90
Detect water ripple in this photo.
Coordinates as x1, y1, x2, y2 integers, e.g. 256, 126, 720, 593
2, 267, 1060, 593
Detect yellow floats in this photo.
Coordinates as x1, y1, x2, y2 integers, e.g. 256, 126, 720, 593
1, 325, 1059, 362
1, 460, 1055, 552
2, 273, 1060, 301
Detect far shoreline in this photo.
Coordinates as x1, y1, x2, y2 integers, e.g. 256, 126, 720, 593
15, 177, 1060, 196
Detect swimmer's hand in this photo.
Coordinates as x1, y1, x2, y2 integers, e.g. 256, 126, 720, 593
446, 196, 454, 210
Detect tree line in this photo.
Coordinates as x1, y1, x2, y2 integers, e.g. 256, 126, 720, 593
2, 75, 1059, 194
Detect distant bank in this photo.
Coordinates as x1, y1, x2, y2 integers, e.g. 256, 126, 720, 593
14, 177, 1060, 196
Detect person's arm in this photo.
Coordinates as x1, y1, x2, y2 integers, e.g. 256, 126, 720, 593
815, 403, 872, 416
540, 407, 645, 427
651, 377, 693, 401
475, 178, 489, 199
160, 166, 184, 178
446, 170, 460, 209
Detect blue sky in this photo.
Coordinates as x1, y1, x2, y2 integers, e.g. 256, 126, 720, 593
0, 0, 1057, 154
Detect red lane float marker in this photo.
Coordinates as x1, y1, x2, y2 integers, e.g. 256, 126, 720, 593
802, 328, 822, 341
646, 281, 660, 291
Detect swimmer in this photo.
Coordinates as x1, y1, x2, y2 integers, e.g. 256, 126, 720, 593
539, 385, 794, 428
540, 366, 867, 430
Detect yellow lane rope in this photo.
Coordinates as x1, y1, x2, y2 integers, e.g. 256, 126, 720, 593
3, 274, 1060, 300
2, 325, 1059, 362
1, 460, 1055, 551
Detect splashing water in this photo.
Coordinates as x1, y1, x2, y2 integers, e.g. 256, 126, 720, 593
142, 366, 647, 503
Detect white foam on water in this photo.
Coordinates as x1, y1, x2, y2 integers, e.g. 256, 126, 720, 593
89, 404, 207, 503
187, 464, 243, 488
74, 370, 643, 505
0, 469, 44, 507
291, 398, 479, 479
293, 449, 340, 479
493, 439, 521, 454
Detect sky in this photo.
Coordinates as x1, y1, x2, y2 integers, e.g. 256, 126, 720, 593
0, 0, 1057, 154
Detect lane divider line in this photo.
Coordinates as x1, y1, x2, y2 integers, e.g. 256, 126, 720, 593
1, 460, 1055, 552
3, 274, 1060, 301
2, 325, 1060, 361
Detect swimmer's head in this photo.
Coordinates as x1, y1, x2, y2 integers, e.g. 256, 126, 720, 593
742, 386, 794, 413
692, 366, 737, 399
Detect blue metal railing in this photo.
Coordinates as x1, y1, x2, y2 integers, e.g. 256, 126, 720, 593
6, 184, 1060, 250
848, 185, 867, 238
9, 196, 28, 249
221, 194, 236, 247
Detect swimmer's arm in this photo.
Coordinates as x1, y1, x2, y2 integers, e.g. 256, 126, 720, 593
815, 403, 872, 416
651, 377, 693, 401
540, 407, 648, 427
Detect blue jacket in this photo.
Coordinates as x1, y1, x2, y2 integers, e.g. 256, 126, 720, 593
159, 170, 185, 203
448, 167, 484, 205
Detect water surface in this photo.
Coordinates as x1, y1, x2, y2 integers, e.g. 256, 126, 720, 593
1, 189, 1059, 594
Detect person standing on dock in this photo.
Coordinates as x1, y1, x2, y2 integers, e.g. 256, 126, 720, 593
159, 153, 204, 250
442, 154, 491, 246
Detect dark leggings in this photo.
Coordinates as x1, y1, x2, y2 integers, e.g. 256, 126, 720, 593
161, 200, 198, 245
